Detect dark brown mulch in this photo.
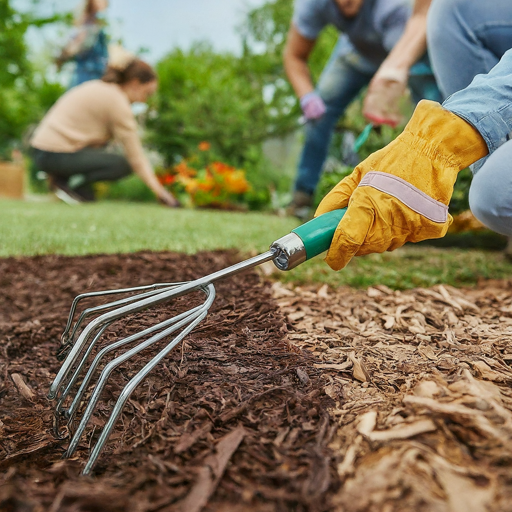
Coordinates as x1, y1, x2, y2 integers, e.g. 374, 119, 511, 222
0, 251, 340, 512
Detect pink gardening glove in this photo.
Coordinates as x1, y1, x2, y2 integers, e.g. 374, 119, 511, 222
363, 69, 408, 128
300, 92, 326, 120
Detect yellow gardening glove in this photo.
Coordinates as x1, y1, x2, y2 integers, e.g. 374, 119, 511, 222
315, 100, 488, 271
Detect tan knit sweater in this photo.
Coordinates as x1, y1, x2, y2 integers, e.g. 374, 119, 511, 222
31, 80, 147, 174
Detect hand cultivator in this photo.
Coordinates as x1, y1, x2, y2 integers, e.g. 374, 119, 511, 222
48, 209, 346, 475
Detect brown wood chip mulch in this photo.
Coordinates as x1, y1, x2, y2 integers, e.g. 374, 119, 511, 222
272, 278, 512, 512
0, 251, 338, 512
2, 250, 512, 511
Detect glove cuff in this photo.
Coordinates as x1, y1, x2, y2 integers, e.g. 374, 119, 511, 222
373, 66, 408, 85
300, 91, 317, 109
404, 100, 488, 170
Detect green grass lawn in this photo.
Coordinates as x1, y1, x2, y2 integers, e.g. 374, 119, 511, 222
1, 199, 511, 289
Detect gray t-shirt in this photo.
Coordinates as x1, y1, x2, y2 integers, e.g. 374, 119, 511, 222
292, 0, 412, 66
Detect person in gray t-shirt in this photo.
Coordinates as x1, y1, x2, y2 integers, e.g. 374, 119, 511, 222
284, 0, 440, 219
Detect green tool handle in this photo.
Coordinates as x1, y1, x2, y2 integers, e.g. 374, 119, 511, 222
292, 208, 347, 260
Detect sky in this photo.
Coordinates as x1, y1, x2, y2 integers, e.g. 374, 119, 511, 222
17, 0, 267, 63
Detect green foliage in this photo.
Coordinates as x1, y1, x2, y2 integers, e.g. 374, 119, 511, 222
146, 42, 297, 208
0, 0, 65, 159
450, 168, 472, 214
146, 0, 339, 209
94, 175, 156, 202
147, 43, 275, 166
241, 0, 338, 90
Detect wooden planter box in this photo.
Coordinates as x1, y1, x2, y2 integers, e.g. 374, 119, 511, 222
0, 161, 25, 199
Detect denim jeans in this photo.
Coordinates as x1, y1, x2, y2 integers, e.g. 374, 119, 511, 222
428, 0, 512, 98
294, 40, 441, 195
429, 0, 512, 235
469, 140, 512, 236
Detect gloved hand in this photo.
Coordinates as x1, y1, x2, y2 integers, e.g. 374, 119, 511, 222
300, 92, 326, 121
362, 68, 408, 127
315, 100, 488, 270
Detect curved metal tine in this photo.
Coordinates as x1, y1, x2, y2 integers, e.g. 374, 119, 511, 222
66, 308, 206, 457
53, 322, 113, 437
49, 279, 207, 401
66, 286, 215, 460
65, 304, 205, 425
61, 283, 184, 347
81, 284, 215, 475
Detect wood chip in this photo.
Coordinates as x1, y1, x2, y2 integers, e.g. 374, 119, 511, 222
177, 426, 246, 512
348, 352, 370, 383
366, 419, 437, 441
10, 373, 34, 401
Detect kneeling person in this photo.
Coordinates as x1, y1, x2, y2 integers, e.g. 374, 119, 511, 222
31, 58, 178, 206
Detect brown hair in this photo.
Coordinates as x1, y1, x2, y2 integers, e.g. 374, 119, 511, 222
77, 0, 102, 25
102, 59, 157, 85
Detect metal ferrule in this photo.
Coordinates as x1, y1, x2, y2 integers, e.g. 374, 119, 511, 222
270, 232, 306, 271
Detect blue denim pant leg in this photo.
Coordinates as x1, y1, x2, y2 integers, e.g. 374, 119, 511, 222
428, 0, 512, 97
294, 46, 374, 195
469, 140, 512, 236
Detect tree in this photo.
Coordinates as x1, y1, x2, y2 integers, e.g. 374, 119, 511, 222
147, 0, 338, 167
0, 0, 65, 158
148, 42, 280, 167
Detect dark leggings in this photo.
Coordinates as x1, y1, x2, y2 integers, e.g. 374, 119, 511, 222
32, 147, 132, 186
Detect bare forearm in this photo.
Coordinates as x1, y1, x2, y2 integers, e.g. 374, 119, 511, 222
364, 0, 432, 126
59, 30, 88, 61
378, 0, 431, 74
284, 52, 314, 98
132, 157, 179, 207
382, 15, 427, 72
132, 157, 164, 195
283, 25, 317, 99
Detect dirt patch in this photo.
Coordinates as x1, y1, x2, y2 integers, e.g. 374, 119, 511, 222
274, 280, 512, 511
0, 251, 339, 512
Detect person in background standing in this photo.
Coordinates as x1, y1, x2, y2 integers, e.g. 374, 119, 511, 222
56, 0, 109, 88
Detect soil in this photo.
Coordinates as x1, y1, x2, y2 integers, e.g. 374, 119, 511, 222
0, 251, 339, 512
3, 250, 512, 512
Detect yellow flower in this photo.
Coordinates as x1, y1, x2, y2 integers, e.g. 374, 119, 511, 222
224, 170, 250, 194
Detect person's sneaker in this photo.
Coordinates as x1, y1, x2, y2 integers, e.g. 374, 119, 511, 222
48, 176, 94, 204
285, 190, 313, 221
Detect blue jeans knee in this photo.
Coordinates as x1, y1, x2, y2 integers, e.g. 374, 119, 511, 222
469, 140, 512, 236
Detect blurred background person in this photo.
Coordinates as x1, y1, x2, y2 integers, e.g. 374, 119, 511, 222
30, 58, 179, 207
314, 0, 512, 270
283, 0, 440, 219
56, 0, 109, 88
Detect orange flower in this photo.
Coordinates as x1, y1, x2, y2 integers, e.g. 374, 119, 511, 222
184, 178, 199, 194
174, 161, 196, 178
224, 170, 250, 194
210, 161, 235, 175
198, 141, 211, 151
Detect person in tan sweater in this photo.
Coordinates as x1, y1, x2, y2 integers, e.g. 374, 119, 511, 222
31, 59, 178, 206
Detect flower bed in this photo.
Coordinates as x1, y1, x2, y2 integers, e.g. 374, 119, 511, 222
158, 142, 251, 209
